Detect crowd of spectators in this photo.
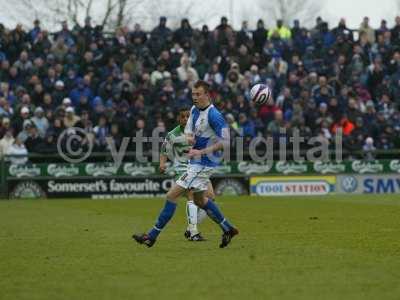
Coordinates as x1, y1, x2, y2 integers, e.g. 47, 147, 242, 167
0, 15, 400, 162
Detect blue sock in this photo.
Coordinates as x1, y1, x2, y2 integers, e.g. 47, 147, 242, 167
203, 199, 234, 232
148, 200, 177, 240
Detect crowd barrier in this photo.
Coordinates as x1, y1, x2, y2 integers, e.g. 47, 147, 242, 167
2, 159, 400, 199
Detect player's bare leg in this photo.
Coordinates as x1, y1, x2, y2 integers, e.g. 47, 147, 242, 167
166, 184, 187, 202
193, 190, 239, 248
197, 182, 215, 225
132, 184, 186, 247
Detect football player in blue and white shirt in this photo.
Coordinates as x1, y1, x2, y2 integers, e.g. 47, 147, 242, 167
133, 80, 238, 248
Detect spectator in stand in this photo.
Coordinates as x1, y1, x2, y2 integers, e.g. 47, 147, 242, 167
13, 51, 33, 76
268, 19, 292, 40
0, 128, 14, 158
122, 53, 142, 80
7, 137, 28, 165
237, 21, 252, 47
0, 97, 13, 117
0, 83, 16, 106
12, 106, 30, 135
94, 115, 109, 151
17, 120, 34, 143
56, 21, 74, 47
51, 37, 69, 61
106, 123, 123, 151
174, 18, 193, 45
28, 19, 41, 42
130, 23, 147, 45
359, 17, 375, 44
204, 63, 223, 87
0, 117, 12, 138
52, 80, 68, 105
64, 107, 80, 128
363, 137, 376, 160
214, 17, 234, 46
238, 113, 256, 142
176, 53, 199, 83
332, 115, 355, 137
267, 110, 285, 136
149, 17, 172, 57
332, 18, 353, 40
25, 124, 43, 153
377, 19, 389, 36
151, 62, 171, 86
31, 107, 49, 138
315, 102, 333, 128
69, 78, 93, 107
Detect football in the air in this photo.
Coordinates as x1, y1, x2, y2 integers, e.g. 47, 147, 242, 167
250, 84, 273, 105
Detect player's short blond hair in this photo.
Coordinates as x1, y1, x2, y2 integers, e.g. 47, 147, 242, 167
193, 80, 210, 94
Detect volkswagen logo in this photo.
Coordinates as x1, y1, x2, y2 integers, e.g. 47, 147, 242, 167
341, 176, 358, 193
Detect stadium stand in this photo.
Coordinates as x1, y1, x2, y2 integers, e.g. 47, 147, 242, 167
0, 16, 399, 162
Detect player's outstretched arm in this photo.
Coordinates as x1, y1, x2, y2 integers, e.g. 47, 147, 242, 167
159, 134, 171, 174
159, 154, 167, 174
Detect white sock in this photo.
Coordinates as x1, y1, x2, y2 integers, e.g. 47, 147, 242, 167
197, 208, 208, 224
186, 200, 198, 236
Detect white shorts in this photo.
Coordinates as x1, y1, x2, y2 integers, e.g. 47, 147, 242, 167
176, 164, 214, 192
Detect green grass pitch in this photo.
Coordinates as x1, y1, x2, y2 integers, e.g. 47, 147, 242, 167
1, 195, 400, 300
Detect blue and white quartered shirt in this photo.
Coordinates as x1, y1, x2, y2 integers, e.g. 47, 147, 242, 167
185, 104, 229, 167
